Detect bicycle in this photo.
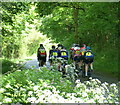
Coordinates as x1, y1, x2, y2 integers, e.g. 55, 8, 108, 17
57, 57, 68, 77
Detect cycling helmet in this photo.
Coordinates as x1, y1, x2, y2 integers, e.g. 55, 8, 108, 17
52, 45, 55, 49
86, 46, 91, 50
40, 44, 43, 47
58, 44, 62, 47
75, 44, 79, 47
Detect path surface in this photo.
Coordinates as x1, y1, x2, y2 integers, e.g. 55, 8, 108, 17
24, 57, 119, 84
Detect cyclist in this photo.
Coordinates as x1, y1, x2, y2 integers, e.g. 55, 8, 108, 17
56, 44, 63, 57
79, 44, 86, 70
83, 46, 94, 77
49, 45, 58, 66
60, 46, 68, 77
37, 44, 47, 67
60, 46, 68, 60
73, 44, 81, 76
70, 44, 76, 62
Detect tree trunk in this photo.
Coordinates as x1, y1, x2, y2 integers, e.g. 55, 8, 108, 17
73, 7, 79, 43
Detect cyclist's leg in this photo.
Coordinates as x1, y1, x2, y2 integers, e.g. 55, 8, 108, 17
84, 58, 89, 76
39, 60, 42, 67
90, 63, 93, 70
85, 63, 89, 76
78, 56, 83, 71
75, 56, 80, 70
90, 57, 94, 70
73, 56, 76, 69
44, 57, 46, 66
41, 60, 44, 67
49, 58, 52, 66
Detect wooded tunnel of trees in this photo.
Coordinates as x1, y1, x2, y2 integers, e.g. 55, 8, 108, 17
1, 2, 119, 76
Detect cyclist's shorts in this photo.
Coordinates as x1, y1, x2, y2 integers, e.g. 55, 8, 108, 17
79, 55, 84, 61
74, 56, 80, 62
83, 57, 94, 64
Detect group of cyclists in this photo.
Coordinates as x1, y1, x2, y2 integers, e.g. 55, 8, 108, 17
37, 43, 94, 77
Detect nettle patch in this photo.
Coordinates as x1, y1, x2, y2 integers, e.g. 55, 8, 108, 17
0, 67, 119, 104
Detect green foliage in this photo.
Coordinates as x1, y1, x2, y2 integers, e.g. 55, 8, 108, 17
1, 2, 30, 58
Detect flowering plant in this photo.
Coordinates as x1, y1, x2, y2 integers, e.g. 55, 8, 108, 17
1, 67, 119, 103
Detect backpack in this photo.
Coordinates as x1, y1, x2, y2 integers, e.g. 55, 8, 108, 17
39, 48, 46, 57
52, 50, 58, 57
84, 51, 94, 59
61, 50, 68, 57
80, 47, 86, 56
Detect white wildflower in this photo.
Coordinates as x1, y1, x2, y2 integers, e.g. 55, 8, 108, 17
42, 90, 52, 96
102, 83, 108, 89
43, 82, 48, 87
27, 97, 36, 103
85, 89, 90, 93
86, 81, 91, 85
33, 86, 39, 91
104, 82, 109, 85
82, 92, 88, 97
95, 79, 101, 84
28, 91, 33, 96
110, 83, 117, 87
95, 88, 102, 94
95, 94, 100, 100
66, 93, 72, 97
89, 77, 92, 80
4, 98, 12, 103
6, 84, 11, 88
0, 88, 5, 93
91, 79, 96, 82
76, 83, 81, 88
20, 88, 26, 91
75, 79, 81, 83
16, 70, 21, 71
